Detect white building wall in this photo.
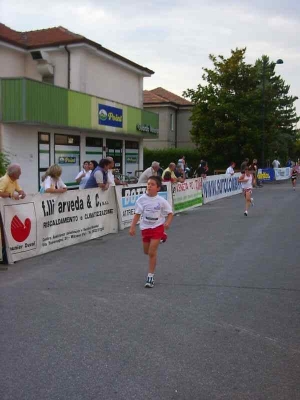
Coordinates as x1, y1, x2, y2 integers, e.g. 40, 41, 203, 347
0, 46, 25, 76
143, 106, 175, 149
177, 109, 194, 148
83, 49, 142, 108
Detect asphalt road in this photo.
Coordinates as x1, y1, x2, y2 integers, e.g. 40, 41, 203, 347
1, 181, 300, 400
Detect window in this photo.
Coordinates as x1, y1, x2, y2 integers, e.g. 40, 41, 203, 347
55, 134, 80, 146
86, 137, 103, 147
170, 113, 174, 131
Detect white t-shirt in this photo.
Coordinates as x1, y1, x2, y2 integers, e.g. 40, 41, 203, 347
272, 159, 280, 168
75, 170, 91, 189
107, 169, 115, 186
138, 167, 157, 183
94, 169, 105, 184
241, 173, 253, 190
43, 176, 67, 191
135, 193, 173, 230
226, 166, 234, 175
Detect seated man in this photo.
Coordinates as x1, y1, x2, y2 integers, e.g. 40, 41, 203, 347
162, 163, 178, 183
0, 163, 26, 200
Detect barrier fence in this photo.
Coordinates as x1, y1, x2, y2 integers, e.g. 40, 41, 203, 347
0, 170, 293, 264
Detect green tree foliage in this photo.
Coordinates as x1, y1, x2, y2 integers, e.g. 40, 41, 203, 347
0, 152, 9, 177
183, 48, 299, 167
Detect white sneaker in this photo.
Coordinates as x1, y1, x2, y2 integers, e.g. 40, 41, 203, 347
251, 198, 254, 206
244, 211, 248, 216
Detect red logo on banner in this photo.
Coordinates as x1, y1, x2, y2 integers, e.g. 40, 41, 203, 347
11, 215, 31, 242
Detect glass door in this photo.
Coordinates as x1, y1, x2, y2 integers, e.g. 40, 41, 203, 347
106, 139, 123, 174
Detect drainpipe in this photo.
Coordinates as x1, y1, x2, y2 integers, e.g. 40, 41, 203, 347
174, 107, 178, 148
65, 46, 71, 89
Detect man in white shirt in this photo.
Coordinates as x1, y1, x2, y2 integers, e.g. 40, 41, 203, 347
272, 159, 280, 168
138, 161, 160, 183
226, 162, 236, 176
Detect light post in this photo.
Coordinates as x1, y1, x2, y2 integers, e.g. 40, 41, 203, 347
261, 58, 283, 168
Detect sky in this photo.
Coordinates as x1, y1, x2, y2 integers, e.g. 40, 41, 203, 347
1, 0, 300, 114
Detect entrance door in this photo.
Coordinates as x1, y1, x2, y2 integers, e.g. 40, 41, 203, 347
106, 139, 123, 174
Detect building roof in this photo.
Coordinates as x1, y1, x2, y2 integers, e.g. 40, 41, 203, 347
144, 87, 192, 106
0, 23, 154, 75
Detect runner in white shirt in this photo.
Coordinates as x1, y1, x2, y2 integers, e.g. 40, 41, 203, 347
238, 166, 254, 216
129, 176, 173, 288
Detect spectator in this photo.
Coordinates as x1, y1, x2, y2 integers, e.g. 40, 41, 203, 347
0, 163, 26, 199
249, 159, 261, 188
89, 160, 98, 171
40, 164, 67, 194
226, 162, 236, 176
175, 165, 185, 182
286, 158, 292, 168
272, 158, 280, 168
138, 161, 160, 183
162, 163, 178, 182
162, 171, 172, 182
177, 156, 186, 172
196, 160, 208, 178
106, 156, 126, 186
240, 158, 249, 173
84, 158, 110, 190
75, 161, 91, 190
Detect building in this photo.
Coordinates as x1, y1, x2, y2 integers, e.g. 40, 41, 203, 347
0, 23, 159, 193
143, 87, 193, 149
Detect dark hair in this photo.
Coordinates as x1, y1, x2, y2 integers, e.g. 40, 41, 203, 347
90, 160, 98, 170
164, 171, 172, 180
99, 158, 111, 168
148, 175, 162, 188
83, 160, 90, 165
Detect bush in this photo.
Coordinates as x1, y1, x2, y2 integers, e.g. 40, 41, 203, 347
0, 152, 9, 177
143, 148, 227, 175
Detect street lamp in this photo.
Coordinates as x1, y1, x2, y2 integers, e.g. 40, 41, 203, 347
261, 58, 283, 168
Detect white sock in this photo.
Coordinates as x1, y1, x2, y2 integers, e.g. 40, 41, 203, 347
148, 273, 154, 278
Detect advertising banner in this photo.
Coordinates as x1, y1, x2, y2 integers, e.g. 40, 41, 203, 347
172, 178, 203, 212
98, 104, 123, 128
0, 188, 118, 263
115, 182, 172, 230
202, 173, 242, 204
257, 168, 275, 182
274, 167, 291, 181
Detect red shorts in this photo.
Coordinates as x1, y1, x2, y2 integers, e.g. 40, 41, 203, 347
141, 224, 164, 243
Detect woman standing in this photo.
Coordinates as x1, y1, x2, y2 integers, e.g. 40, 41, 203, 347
75, 161, 91, 189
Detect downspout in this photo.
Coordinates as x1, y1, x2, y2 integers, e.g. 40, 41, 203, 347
175, 107, 178, 148
65, 46, 71, 89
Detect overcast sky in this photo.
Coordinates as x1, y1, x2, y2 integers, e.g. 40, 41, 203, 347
1, 0, 300, 115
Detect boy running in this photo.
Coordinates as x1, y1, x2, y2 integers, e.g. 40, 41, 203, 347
238, 167, 254, 216
129, 176, 173, 288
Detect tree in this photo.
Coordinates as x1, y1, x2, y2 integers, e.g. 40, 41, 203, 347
183, 48, 299, 167
255, 56, 299, 164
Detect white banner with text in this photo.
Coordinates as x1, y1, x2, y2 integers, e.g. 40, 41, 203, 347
172, 178, 203, 212
115, 182, 172, 230
0, 188, 118, 263
202, 173, 242, 204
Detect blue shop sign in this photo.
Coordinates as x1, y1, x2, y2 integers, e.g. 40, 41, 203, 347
98, 104, 123, 128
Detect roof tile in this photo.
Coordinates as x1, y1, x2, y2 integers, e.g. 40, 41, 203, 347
144, 87, 192, 106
